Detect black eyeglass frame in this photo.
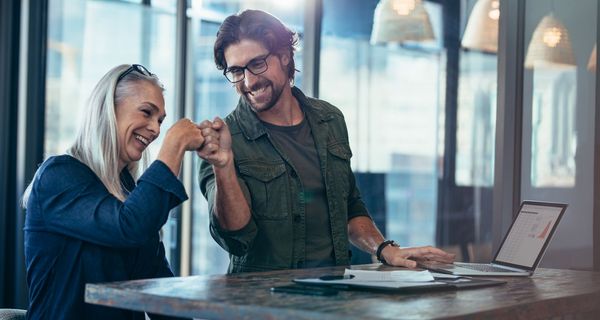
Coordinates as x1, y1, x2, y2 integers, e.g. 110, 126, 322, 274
223, 53, 272, 83
117, 64, 154, 83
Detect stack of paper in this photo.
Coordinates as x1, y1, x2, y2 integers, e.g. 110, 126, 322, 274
344, 269, 435, 282
294, 268, 504, 292
294, 268, 445, 290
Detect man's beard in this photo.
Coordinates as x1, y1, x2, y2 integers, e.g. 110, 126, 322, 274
242, 79, 285, 114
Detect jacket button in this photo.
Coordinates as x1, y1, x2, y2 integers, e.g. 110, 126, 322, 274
294, 215, 302, 223
290, 170, 298, 178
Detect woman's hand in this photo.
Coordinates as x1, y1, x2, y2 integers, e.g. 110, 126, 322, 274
157, 118, 205, 176
165, 118, 205, 151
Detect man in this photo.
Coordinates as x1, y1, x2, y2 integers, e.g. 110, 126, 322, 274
197, 9, 454, 273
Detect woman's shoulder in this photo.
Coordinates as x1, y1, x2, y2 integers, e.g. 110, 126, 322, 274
27, 155, 98, 210
36, 154, 96, 185
40, 154, 87, 171
43, 154, 77, 165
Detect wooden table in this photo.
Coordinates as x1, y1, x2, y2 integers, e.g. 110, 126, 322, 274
85, 264, 600, 319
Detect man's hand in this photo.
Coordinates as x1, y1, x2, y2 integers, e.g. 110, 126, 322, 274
196, 117, 233, 168
196, 117, 250, 231
381, 245, 455, 268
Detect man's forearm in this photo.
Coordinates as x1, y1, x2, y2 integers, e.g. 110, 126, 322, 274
347, 216, 386, 255
213, 162, 251, 231
349, 216, 455, 267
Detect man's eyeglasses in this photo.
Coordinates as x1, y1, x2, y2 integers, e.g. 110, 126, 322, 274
117, 64, 154, 83
224, 53, 271, 83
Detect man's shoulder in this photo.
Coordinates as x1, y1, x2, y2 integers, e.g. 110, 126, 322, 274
304, 96, 345, 120
293, 87, 344, 120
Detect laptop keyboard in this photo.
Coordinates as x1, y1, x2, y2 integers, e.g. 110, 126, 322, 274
458, 264, 516, 273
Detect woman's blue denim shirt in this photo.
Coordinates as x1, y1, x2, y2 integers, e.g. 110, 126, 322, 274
24, 155, 187, 320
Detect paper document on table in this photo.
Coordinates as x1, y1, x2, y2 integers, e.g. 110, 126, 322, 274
344, 269, 435, 282
294, 268, 505, 292
429, 272, 463, 279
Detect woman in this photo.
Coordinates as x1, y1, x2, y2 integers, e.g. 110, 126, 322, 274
22, 64, 202, 319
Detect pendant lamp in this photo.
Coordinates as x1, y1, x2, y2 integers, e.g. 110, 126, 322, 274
524, 14, 576, 69
461, 0, 500, 53
371, 0, 435, 45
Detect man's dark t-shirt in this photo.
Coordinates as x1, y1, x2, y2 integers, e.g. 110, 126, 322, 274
262, 118, 335, 267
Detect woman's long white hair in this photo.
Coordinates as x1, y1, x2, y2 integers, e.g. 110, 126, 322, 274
22, 64, 164, 206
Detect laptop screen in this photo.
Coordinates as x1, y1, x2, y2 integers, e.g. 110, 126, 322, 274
494, 202, 566, 269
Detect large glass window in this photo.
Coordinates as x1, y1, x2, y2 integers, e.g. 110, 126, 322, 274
453, 0, 500, 257
188, 0, 304, 276
456, 52, 497, 188
521, 0, 596, 269
452, 54, 497, 261
320, 0, 498, 263
320, 0, 443, 250
46, 0, 179, 264
320, 38, 443, 248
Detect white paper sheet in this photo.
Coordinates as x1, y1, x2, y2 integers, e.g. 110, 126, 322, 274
344, 268, 435, 282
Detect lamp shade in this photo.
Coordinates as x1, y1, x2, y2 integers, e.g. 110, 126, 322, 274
370, 0, 435, 45
524, 14, 576, 69
588, 44, 596, 72
461, 0, 499, 53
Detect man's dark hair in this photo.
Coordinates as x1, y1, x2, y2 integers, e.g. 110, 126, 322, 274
214, 10, 299, 80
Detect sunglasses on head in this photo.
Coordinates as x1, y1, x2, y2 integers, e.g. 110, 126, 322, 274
117, 64, 154, 83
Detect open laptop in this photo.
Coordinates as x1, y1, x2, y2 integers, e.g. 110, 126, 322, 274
419, 201, 567, 276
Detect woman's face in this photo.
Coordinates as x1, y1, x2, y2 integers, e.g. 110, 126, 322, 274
115, 81, 165, 170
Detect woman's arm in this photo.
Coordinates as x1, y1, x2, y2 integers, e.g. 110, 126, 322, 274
29, 157, 187, 248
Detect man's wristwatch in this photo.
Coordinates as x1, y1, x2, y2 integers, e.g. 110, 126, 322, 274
376, 240, 400, 264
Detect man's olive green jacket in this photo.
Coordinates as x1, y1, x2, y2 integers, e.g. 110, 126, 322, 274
198, 87, 370, 273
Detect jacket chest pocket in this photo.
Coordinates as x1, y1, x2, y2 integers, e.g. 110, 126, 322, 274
239, 162, 289, 220
327, 142, 352, 195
